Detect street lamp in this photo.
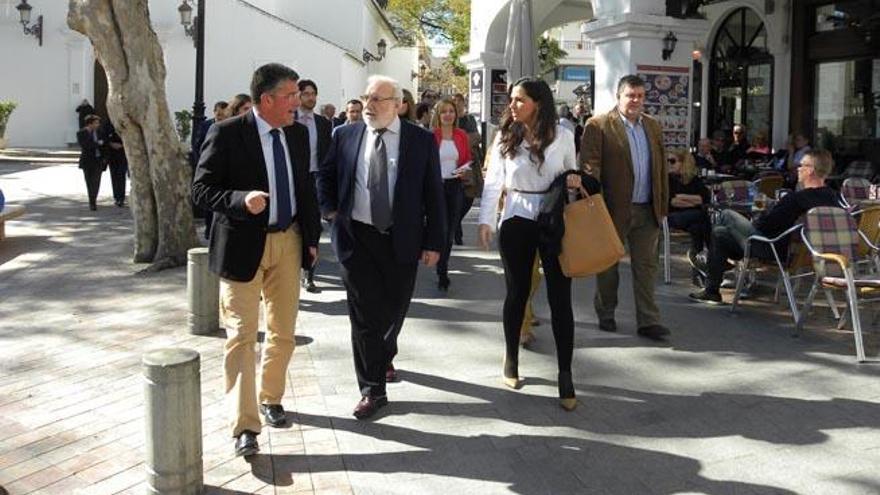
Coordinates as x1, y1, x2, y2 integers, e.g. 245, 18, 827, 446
179, 0, 206, 163
662, 31, 678, 60
16, 0, 43, 47
363, 39, 387, 63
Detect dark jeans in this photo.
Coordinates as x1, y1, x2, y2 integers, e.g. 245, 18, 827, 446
705, 210, 772, 292
667, 208, 710, 253
498, 216, 574, 373
437, 180, 463, 277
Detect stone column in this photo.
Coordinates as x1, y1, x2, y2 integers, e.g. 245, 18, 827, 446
143, 348, 203, 495
187, 247, 219, 335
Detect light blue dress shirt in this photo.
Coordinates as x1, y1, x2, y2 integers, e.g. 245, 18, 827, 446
620, 112, 651, 204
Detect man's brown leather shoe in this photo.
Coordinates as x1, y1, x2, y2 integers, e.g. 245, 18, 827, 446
353, 395, 388, 420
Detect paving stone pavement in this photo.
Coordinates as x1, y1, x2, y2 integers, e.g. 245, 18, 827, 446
1, 159, 880, 495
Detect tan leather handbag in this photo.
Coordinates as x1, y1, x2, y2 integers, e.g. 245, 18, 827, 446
559, 186, 625, 277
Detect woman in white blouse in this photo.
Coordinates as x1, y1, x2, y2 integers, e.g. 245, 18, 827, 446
431, 98, 472, 290
477, 77, 582, 411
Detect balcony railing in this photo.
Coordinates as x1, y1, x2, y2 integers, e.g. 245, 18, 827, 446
561, 40, 593, 52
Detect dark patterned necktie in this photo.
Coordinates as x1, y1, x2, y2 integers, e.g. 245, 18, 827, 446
368, 128, 391, 231
269, 129, 292, 231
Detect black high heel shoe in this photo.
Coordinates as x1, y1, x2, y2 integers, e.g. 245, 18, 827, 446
558, 371, 577, 411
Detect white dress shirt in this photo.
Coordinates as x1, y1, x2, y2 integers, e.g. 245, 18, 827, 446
351, 116, 401, 226
438, 139, 459, 179
296, 109, 319, 173
253, 107, 297, 224
478, 125, 576, 230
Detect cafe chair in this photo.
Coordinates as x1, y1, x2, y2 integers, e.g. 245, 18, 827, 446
797, 206, 878, 362
841, 177, 873, 208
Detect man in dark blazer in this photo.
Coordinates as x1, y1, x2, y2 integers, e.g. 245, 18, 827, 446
296, 79, 332, 293
76, 114, 105, 211
317, 75, 445, 420
99, 119, 128, 207
192, 63, 321, 457
580, 75, 670, 341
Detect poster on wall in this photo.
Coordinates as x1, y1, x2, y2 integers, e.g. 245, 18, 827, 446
636, 65, 691, 149
469, 70, 483, 120
490, 69, 509, 125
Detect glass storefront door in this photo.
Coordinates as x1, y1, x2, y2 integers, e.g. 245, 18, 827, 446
813, 58, 880, 165
709, 7, 774, 143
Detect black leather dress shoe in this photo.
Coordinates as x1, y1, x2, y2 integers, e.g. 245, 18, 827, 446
305, 281, 322, 293
260, 403, 286, 427
385, 363, 399, 383
598, 318, 617, 332
234, 430, 259, 457
637, 324, 671, 341
353, 395, 388, 420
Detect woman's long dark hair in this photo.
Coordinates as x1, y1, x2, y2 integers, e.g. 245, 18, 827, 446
498, 77, 558, 170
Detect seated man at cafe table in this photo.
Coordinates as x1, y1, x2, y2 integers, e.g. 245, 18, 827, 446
688, 149, 844, 304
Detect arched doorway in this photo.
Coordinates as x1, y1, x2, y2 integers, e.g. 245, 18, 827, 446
93, 60, 109, 121
709, 7, 773, 144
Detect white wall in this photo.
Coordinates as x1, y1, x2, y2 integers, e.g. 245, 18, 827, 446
0, 0, 416, 148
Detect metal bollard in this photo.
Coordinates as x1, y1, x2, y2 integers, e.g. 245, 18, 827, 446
143, 348, 203, 495
187, 247, 219, 335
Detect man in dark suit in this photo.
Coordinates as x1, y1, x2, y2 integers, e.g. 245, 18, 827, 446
580, 75, 670, 340
317, 75, 446, 420
296, 79, 332, 293
99, 119, 128, 207
192, 63, 321, 457
76, 114, 105, 211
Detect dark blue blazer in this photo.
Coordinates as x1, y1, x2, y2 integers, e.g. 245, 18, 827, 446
317, 119, 446, 264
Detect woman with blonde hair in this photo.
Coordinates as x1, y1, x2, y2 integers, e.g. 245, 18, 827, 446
431, 97, 471, 290
667, 148, 711, 286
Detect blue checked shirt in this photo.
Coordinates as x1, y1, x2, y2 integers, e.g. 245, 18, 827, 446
619, 112, 651, 204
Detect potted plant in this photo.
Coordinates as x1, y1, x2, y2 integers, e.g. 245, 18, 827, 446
0, 101, 17, 150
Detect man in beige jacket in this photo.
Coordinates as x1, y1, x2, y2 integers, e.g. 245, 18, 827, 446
580, 75, 670, 340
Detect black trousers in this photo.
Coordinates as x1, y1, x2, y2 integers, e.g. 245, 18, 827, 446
82, 167, 103, 207
341, 221, 418, 397
437, 180, 463, 277
456, 195, 475, 242
666, 208, 711, 253
498, 216, 574, 373
305, 172, 321, 283
108, 162, 127, 203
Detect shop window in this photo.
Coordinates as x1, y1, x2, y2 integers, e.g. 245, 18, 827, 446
813, 58, 880, 160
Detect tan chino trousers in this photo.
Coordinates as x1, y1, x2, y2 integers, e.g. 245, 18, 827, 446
221, 228, 302, 436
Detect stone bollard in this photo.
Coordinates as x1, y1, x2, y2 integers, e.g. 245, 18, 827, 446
187, 247, 219, 335
143, 348, 203, 495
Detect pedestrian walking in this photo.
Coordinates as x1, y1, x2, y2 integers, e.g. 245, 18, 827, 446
477, 76, 581, 411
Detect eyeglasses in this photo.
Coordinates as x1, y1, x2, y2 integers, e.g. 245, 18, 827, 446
667, 158, 679, 164
360, 94, 397, 105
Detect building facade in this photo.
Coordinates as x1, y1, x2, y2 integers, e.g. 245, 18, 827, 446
464, 0, 878, 167
0, 0, 419, 148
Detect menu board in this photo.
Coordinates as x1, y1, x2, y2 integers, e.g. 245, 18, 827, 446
636, 65, 691, 149
490, 69, 509, 125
